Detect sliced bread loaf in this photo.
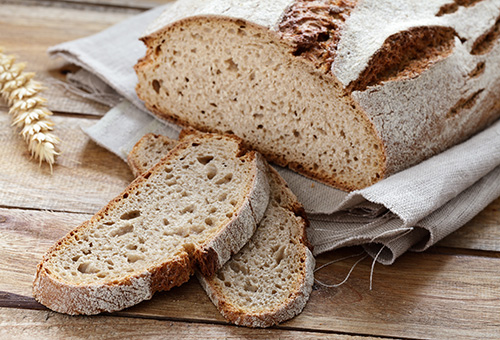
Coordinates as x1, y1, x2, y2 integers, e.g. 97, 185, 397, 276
135, 0, 500, 191
33, 132, 270, 315
128, 133, 315, 328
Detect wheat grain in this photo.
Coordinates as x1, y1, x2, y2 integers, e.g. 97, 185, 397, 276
0, 48, 60, 171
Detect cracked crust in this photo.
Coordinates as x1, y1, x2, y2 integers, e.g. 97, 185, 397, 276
136, 0, 500, 191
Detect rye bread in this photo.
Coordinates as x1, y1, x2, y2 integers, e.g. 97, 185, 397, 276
33, 132, 270, 315
128, 132, 315, 328
135, 0, 500, 191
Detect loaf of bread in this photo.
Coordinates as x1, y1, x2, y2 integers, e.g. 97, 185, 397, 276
135, 0, 500, 191
128, 133, 315, 327
33, 132, 270, 315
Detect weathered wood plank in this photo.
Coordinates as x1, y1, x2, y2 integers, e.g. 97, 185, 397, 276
0, 308, 378, 340
0, 113, 134, 213
18, 0, 172, 10
1, 207, 499, 340
0, 4, 137, 115
0, 208, 90, 296
125, 251, 500, 340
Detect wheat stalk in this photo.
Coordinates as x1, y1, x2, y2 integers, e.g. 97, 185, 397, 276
0, 47, 60, 171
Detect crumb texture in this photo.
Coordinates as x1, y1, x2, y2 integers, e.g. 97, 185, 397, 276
200, 168, 315, 327
136, 17, 384, 190
34, 133, 270, 315
128, 133, 178, 177
136, 0, 500, 190
129, 133, 315, 328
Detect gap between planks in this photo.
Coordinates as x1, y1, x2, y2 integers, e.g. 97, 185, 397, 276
0, 307, 390, 340
1, 205, 500, 340
0, 0, 159, 13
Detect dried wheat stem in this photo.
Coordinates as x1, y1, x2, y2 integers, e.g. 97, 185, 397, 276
0, 47, 60, 171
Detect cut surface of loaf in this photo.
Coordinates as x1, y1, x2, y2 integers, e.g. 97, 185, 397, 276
129, 133, 315, 328
135, 0, 500, 191
33, 132, 270, 315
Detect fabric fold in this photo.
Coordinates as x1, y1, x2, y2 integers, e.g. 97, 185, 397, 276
48, 4, 500, 264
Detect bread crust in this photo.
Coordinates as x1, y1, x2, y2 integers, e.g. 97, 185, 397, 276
127, 133, 315, 327
135, 0, 500, 191
33, 132, 270, 315
197, 167, 315, 328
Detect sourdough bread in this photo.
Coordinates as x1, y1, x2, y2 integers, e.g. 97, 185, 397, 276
135, 0, 500, 191
129, 133, 315, 328
33, 132, 270, 315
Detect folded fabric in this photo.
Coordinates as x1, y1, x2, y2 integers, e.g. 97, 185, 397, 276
49, 3, 500, 264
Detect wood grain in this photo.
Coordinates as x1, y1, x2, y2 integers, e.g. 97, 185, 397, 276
19, 0, 173, 10
0, 308, 380, 340
0, 4, 134, 115
0, 208, 90, 296
0, 113, 134, 214
1, 207, 499, 339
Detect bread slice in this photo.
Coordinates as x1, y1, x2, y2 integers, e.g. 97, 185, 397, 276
135, 0, 500, 191
128, 133, 315, 328
33, 132, 270, 315
127, 133, 178, 177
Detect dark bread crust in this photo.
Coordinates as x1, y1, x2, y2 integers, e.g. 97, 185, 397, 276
277, 0, 358, 73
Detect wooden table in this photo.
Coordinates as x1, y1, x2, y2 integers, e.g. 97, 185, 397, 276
1, 1, 499, 339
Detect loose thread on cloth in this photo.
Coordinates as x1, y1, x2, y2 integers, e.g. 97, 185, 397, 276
46, 75, 121, 108
309, 206, 392, 224
308, 210, 396, 251
313, 227, 415, 290
314, 251, 368, 288
369, 227, 415, 290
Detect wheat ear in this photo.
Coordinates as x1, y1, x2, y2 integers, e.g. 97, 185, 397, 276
0, 48, 60, 171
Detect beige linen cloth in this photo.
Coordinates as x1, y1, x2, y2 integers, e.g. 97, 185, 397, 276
49, 4, 500, 264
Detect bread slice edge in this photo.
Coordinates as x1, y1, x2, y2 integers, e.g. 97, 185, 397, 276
33, 133, 270, 315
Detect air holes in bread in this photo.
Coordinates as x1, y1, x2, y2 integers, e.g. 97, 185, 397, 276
110, 223, 134, 237
126, 244, 138, 251
127, 254, 145, 263
180, 204, 195, 214
206, 164, 218, 179
225, 58, 239, 71
152, 79, 161, 94
197, 155, 214, 165
274, 245, 286, 265
215, 173, 233, 185
120, 210, 141, 220
77, 262, 99, 274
